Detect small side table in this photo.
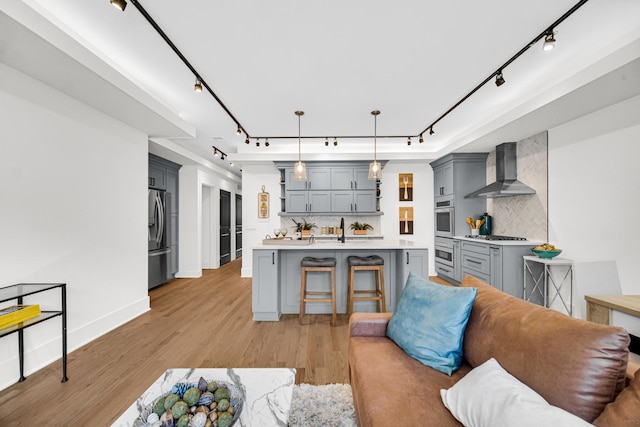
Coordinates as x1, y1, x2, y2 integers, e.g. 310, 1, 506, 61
523, 256, 573, 316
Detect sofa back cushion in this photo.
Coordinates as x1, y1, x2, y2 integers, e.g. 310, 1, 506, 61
461, 275, 629, 422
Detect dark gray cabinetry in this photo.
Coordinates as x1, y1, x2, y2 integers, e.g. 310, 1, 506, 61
276, 161, 382, 215
434, 162, 453, 198
149, 154, 180, 279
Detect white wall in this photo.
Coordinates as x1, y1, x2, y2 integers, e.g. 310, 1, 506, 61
0, 64, 149, 389
548, 95, 640, 313
240, 161, 435, 277
178, 165, 242, 277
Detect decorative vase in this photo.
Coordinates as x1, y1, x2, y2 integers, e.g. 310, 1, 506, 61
301, 230, 311, 236
471, 229, 479, 236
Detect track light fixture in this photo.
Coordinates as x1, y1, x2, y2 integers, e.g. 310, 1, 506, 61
245, 137, 250, 144
256, 139, 260, 147
495, 70, 505, 87
110, 0, 127, 11
333, 138, 338, 147
419, 134, 424, 143
368, 111, 382, 180
194, 78, 203, 93
213, 149, 219, 157
293, 111, 307, 181
429, 127, 435, 135
236, 125, 242, 135
265, 138, 270, 147
543, 30, 556, 51
211, 146, 228, 162
407, 137, 412, 146
325, 138, 329, 147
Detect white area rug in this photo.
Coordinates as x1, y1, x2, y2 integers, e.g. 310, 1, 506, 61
288, 383, 357, 427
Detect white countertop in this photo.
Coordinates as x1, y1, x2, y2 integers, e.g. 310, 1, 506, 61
253, 239, 429, 250
454, 235, 542, 246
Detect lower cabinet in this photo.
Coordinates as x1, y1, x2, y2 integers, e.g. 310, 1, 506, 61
459, 240, 531, 299
252, 250, 280, 320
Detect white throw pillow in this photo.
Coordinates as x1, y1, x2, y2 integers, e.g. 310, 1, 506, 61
440, 358, 593, 427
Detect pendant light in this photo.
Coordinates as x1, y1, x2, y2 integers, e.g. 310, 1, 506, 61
368, 110, 382, 180
293, 111, 307, 181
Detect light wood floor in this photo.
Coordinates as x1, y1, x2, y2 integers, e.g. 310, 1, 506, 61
0, 259, 449, 425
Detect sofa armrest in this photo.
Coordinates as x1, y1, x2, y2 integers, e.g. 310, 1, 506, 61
627, 360, 640, 382
349, 312, 393, 337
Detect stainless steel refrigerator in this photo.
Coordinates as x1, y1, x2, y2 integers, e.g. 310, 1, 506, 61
148, 189, 171, 289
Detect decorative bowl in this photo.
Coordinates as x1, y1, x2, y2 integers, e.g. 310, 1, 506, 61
134, 378, 244, 427
531, 248, 562, 259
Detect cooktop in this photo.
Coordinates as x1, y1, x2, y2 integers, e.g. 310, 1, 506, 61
464, 235, 527, 241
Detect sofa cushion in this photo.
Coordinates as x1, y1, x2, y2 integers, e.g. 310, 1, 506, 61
349, 335, 469, 427
460, 275, 630, 422
593, 367, 640, 427
386, 272, 477, 375
441, 357, 592, 427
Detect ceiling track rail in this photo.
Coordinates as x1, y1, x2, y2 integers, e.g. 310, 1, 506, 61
126, 0, 590, 143
130, 0, 248, 137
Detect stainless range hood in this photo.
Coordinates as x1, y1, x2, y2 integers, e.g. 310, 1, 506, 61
465, 142, 536, 198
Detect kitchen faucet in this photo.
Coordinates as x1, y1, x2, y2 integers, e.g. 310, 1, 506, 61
339, 217, 345, 243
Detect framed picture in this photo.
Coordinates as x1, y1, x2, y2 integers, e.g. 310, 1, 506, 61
258, 186, 269, 218
399, 173, 413, 201
400, 207, 413, 235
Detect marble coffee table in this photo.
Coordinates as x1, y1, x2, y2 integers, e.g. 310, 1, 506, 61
112, 368, 296, 427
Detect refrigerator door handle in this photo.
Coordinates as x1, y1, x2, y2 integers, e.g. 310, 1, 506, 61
149, 248, 171, 256
156, 193, 164, 244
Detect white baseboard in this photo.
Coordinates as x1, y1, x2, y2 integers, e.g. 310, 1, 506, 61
175, 270, 202, 278
241, 267, 252, 278
0, 296, 150, 391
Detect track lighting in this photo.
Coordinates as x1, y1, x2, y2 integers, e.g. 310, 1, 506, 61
293, 111, 307, 181
194, 78, 203, 93
325, 138, 329, 147
256, 139, 260, 147
245, 137, 250, 145
236, 126, 242, 135
213, 149, 219, 157
221, 154, 226, 161
211, 145, 228, 163
495, 71, 505, 87
419, 134, 424, 144
110, 0, 127, 11
407, 137, 412, 146
429, 127, 434, 135
333, 138, 338, 147
543, 30, 556, 51
265, 138, 270, 147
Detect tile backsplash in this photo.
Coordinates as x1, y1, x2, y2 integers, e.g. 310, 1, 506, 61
487, 131, 548, 242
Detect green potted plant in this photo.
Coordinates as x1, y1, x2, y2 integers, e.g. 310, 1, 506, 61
350, 221, 374, 235
291, 218, 317, 236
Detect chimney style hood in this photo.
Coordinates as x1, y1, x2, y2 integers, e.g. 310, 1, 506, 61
465, 142, 536, 199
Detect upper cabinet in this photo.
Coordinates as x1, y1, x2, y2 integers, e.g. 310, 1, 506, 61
276, 161, 384, 215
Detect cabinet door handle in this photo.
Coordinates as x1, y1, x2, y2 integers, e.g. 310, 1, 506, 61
351, 181, 353, 189
354, 181, 357, 189
406, 252, 409, 265
354, 203, 357, 212
467, 259, 482, 265
272, 252, 275, 265
350, 203, 353, 212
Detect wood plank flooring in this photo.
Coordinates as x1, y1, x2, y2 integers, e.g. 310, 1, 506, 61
0, 259, 450, 426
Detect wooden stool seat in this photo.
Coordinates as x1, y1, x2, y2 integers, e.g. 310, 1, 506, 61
347, 255, 386, 314
300, 257, 337, 327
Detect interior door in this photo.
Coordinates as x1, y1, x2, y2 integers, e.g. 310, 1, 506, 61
235, 194, 242, 259
220, 190, 231, 265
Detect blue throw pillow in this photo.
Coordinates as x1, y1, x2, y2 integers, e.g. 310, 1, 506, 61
386, 272, 477, 375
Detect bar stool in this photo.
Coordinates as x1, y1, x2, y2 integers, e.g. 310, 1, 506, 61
300, 256, 337, 327
347, 255, 386, 314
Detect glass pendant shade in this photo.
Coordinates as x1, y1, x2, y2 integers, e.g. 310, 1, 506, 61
292, 111, 307, 181
293, 160, 307, 181
368, 160, 382, 180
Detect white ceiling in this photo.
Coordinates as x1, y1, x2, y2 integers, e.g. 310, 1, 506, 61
3, 0, 640, 174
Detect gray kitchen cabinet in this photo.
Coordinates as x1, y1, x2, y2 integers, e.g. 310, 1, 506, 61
149, 161, 167, 190
396, 249, 429, 292
453, 239, 462, 282
330, 168, 354, 189
252, 249, 280, 321
459, 239, 531, 299
308, 169, 331, 189
433, 162, 453, 199
276, 161, 384, 215
354, 167, 376, 190
285, 191, 308, 213
354, 191, 376, 213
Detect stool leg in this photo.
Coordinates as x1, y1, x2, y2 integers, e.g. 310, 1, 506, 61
299, 267, 307, 325
378, 266, 386, 313
330, 267, 337, 327
348, 266, 355, 315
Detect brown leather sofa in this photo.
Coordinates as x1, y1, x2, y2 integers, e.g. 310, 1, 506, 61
349, 275, 640, 426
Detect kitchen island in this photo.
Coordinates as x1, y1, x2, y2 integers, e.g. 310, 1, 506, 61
251, 240, 429, 321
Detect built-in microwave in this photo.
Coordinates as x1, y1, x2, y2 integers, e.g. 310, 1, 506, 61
435, 199, 454, 238
434, 238, 454, 267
